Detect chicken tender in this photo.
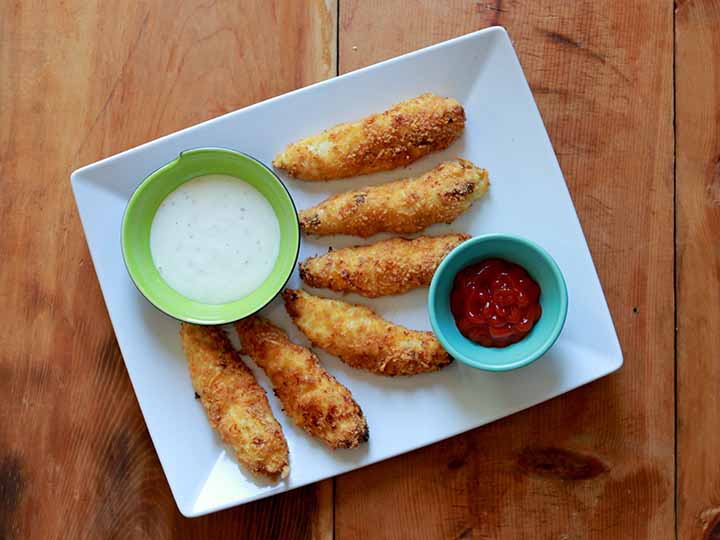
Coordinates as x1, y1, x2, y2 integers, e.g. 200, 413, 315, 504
273, 93, 465, 181
283, 289, 452, 377
299, 159, 489, 238
180, 323, 289, 479
300, 234, 470, 298
236, 317, 368, 449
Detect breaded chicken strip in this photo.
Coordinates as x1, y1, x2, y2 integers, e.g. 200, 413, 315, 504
299, 159, 489, 238
273, 93, 465, 180
236, 317, 368, 449
283, 289, 452, 377
180, 323, 289, 479
300, 234, 470, 298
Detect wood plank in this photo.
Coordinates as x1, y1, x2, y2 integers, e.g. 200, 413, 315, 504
337, 2, 674, 538
0, 1, 336, 538
676, 1, 720, 538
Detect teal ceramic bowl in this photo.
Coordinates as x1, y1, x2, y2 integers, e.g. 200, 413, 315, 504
121, 148, 300, 324
428, 234, 568, 371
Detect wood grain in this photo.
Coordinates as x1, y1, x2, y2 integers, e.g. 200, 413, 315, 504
676, 1, 720, 539
0, 1, 336, 538
337, 2, 674, 539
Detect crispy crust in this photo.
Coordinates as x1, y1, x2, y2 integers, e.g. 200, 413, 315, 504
235, 317, 368, 449
283, 289, 453, 377
179, 323, 289, 479
299, 234, 470, 298
273, 93, 465, 181
298, 159, 489, 238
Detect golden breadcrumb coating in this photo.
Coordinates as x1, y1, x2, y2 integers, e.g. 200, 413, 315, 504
298, 159, 489, 238
273, 93, 465, 180
179, 323, 289, 479
300, 234, 470, 298
235, 317, 369, 449
283, 289, 452, 377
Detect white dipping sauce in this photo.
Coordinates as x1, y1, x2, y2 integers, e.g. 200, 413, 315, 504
150, 174, 280, 304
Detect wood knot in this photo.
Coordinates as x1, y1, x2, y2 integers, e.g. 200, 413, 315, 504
447, 456, 466, 470
702, 508, 720, 540
517, 446, 609, 480
708, 519, 720, 540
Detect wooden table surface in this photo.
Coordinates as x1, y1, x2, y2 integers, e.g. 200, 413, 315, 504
1, 1, 717, 538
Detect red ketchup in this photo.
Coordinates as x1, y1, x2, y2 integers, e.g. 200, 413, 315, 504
450, 258, 542, 348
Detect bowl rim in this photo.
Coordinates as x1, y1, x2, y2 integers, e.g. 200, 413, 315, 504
120, 147, 300, 325
428, 233, 568, 371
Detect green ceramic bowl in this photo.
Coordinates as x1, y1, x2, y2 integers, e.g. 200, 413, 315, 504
428, 234, 568, 371
121, 148, 300, 324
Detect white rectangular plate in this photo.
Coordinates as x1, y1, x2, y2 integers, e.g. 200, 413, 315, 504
71, 27, 622, 517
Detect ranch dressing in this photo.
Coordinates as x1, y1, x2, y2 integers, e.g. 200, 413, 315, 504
150, 174, 280, 304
